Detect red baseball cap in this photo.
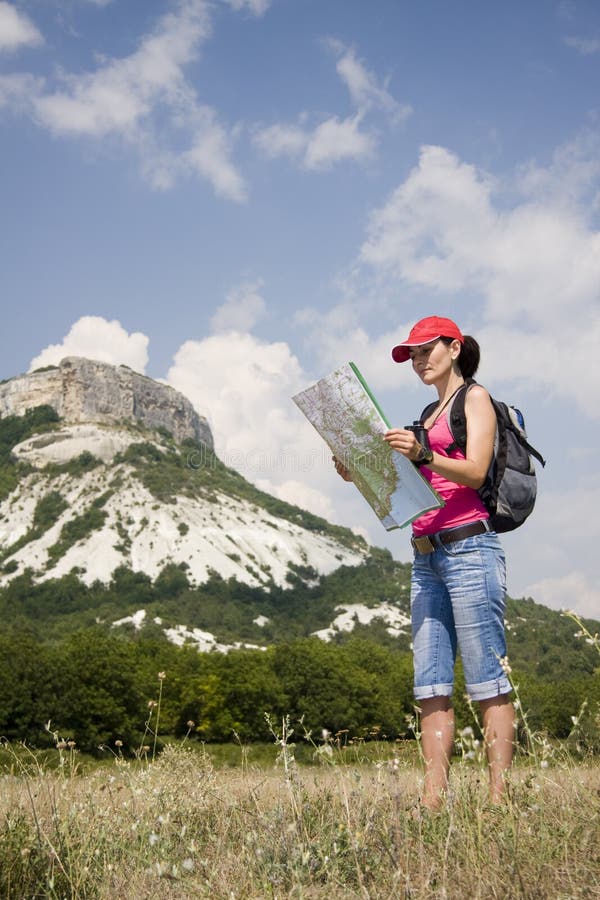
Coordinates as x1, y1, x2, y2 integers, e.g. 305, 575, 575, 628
391, 316, 464, 363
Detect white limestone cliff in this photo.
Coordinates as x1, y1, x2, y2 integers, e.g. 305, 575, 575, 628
0, 357, 213, 448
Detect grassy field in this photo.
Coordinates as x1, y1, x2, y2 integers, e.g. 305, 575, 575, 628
0, 734, 598, 899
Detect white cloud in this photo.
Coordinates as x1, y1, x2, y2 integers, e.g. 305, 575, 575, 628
0, 71, 43, 110
359, 145, 497, 291
360, 144, 600, 325
291, 309, 418, 395
564, 35, 600, 55
253, 40, 407, 172
304, 114, 376, 170
254, 114, 376, 170
167, 330, 348, 522
221, 0, 271, 16
474, 320, 600, 416
34, 2, 212, 137
181, 109, 248, 201
29, 316, 149, 373
256, 478, 336, 521
495, 476, 600, 620
516, 128, 600, 209
521, 572, 599, 620
253, 122, 309, 160
354, 142, 600, 413
0, 2, 43, 52
167, 331, 306, 459
1, 0, 247, 200
328, 40, 412, 124
210, 281, 266, 333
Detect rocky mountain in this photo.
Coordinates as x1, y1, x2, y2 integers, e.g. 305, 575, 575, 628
1, 359, 597, 669
0, 357, 212, 447
0, 358, 378, 648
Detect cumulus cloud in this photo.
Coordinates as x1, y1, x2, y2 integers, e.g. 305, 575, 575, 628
1, 0, 247, 200
167, 331, 306, 461
360, 144, 600, 327
0, 2, 43, 52
29, 316, 149, 373
166, 328, 361, 523
352, 142, 600, 413
210, 280, 266, 333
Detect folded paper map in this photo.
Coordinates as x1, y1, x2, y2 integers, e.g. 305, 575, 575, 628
292, 362, 443, 530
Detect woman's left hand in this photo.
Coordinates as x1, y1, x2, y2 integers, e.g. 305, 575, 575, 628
383, 428, 422, 462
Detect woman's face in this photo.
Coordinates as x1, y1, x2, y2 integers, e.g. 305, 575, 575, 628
409, 338, 460, 383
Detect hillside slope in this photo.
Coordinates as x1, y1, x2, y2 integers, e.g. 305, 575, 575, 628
0, 417, 367, 593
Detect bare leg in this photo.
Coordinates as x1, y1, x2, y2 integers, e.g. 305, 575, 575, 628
479, 694, 515, 802
419, 697, 455, 810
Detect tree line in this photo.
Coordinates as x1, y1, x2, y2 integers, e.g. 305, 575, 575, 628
0, 628, 598, 756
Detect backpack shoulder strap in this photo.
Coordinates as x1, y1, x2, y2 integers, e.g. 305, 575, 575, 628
419, 400, 438, 423
445, 382, 472, 454
419, 381, 473, 455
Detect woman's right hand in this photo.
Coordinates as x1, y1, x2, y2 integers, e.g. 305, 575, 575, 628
333, 455, 353, 482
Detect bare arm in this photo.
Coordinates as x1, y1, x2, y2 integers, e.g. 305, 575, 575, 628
383, 385, 495, 489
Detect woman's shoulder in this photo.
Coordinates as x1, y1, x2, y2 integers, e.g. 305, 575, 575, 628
464, 383, 495, 421
465, 383, 491, 402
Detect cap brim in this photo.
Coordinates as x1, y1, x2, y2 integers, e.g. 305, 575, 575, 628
391, 334, 443, 363
391, 345, 410, 363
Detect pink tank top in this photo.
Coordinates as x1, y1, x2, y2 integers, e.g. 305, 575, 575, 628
412, 412, 489, 536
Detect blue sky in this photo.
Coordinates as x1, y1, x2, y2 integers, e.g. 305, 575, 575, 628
1, 0, 599, 618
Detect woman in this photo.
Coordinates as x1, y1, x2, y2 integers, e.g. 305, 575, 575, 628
335, 315, 514, 810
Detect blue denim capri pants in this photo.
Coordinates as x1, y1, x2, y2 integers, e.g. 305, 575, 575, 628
411, 530, 512, 702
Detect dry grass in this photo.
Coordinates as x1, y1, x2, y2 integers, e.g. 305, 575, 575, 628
0, 740, 598, 899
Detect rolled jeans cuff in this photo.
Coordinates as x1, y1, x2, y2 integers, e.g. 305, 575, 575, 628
465, 676, 512, 702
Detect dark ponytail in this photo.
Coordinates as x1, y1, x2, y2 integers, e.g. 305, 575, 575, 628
441, 334, 480, 379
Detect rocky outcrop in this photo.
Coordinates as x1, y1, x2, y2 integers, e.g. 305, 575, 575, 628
0, 357, 213, 448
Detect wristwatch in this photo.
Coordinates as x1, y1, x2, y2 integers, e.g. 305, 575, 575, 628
414, 445, 434, 468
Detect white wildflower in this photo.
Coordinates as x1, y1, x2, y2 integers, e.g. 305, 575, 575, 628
500, 656, 512, 675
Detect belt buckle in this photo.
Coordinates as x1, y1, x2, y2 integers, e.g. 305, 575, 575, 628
412, 534, 435, 554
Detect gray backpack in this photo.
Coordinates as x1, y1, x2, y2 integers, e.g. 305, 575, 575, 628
420, 380, 546, 532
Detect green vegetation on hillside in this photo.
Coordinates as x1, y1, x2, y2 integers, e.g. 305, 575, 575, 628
0, 405, 59, 500
0, 490, 69, 567
0, 553, 598, 753
0, 408, 598, 760
118, 438, 365, 551
0, 549, 411, 646
46, 490, 113, 566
